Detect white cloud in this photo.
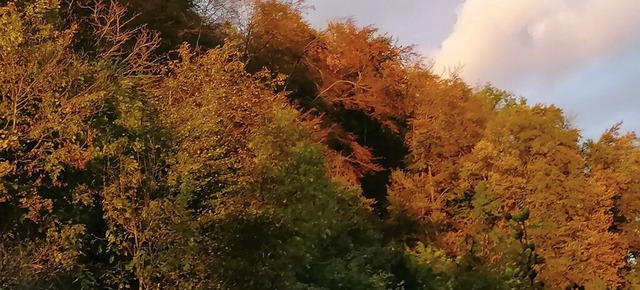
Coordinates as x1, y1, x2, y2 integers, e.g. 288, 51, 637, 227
434, 0, 640, 90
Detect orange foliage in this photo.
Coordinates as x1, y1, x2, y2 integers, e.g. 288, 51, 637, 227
305, 21, 413, 132
461, 104, 626, 287
389, 75, 489, 227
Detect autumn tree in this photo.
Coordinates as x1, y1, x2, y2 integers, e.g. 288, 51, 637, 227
153, 42, 430, 289
388, 77, 490, 230
585, 124, 640, 289
0, 0, 116, 287
229, 2, 411, 208
7, 0, 640, 289
305, 20, 413, 132
458, 102, 626, 288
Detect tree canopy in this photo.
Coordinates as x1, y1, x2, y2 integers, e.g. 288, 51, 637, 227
1, 1, 639, 289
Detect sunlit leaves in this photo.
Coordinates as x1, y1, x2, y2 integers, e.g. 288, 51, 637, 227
306, 20, 412, 132
0, 3, 108, 286
5, 0, 640, 289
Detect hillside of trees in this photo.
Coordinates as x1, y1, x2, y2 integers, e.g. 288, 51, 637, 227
1, 1, 640, 289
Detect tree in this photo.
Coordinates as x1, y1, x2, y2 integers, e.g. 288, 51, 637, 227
389, 77, 490, 228
305, 20, 412, 132
6, 0, 640, 288
0, 0, 115, 287
459, 102, 626, 287
584, 124, 640, 289
154, 43, 419, 289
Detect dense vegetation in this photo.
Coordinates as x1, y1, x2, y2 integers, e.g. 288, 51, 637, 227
1, 1, 639, 289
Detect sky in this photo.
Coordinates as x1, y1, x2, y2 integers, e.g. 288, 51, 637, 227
303, 0, 640, 139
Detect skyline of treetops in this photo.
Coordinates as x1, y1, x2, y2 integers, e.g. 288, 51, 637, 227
1, 1, 639, 289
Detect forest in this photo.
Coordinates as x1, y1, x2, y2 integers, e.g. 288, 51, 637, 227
1, 0, 639, 289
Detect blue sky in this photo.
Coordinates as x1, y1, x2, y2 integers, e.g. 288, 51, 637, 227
303, 0, 640, 139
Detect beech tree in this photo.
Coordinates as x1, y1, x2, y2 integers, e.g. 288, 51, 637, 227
459, 103, 626, 288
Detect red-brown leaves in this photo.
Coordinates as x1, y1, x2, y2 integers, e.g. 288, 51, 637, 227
306, 21, 411, 132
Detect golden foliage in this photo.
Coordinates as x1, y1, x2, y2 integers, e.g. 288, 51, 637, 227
306, 20, 412, 132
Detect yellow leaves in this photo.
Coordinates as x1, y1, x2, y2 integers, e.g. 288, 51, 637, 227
393, 80, 635, 287
71, 184, 94, 206
25, 0, 60, 17
45, 223, 86, 270
0, 161, 11, 201
388, 171, 446, 223
158, 44, 293, 204
389, 78, 492, 253
0, 3, 24, 54
0, 0, 66, 54
0, 161, 11, 177
459, 102, 631, 288
537, 221, 627, 287
244, 0, 313, 66
405, 77, 488, 182
19, 194, 53, 223
409, 242, 458, 275
0, 1, 108, 180
1, 223, 86, 288
585, 125, 640, 276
